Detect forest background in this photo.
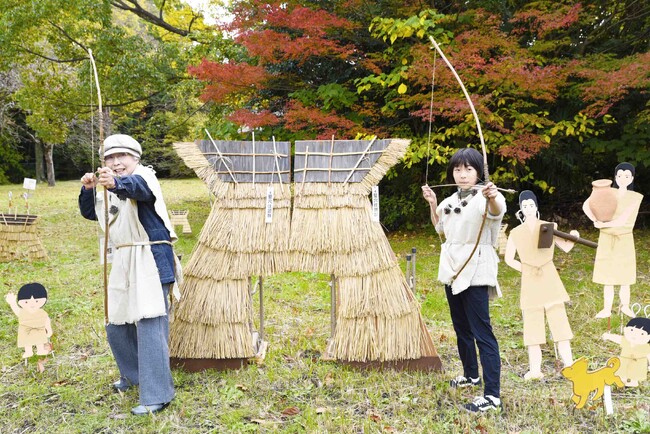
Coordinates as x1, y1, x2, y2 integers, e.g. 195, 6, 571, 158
0, 0, 649, 229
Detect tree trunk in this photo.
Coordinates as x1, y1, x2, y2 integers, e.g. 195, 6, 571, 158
34, 140, 46, 181
43, 142, 56, 186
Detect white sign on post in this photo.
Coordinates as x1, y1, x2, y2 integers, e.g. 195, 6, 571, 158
371, 186, 380, 222
265, 186, 274, 223
23, 178, 37, 190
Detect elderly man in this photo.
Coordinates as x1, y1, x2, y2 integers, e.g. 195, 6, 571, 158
79, 134, 179, 415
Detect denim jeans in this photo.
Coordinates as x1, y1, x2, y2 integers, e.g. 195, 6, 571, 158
105, 283, 174, 405
445, 285, 501, 398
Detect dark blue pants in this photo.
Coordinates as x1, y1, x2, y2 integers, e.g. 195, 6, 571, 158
445, 285, 501, 398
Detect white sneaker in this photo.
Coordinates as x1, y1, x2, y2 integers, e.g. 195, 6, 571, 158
464, 395, 501, 413
449, 375, 481, 388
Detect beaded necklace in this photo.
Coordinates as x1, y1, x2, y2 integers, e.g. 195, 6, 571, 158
443, 188, 478, 214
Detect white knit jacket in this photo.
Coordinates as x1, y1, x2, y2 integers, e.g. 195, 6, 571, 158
435, 190, 506, 297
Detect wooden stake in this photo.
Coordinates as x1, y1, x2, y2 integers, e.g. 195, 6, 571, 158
344, 136, 376, 185
205, 129, 238, 184
271, 136, 284, 193
330, 274, 337, 338
328, 135, 334, 186
251, 132, 256, 185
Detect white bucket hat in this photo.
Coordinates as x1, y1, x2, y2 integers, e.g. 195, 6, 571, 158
102, 134, 142, 158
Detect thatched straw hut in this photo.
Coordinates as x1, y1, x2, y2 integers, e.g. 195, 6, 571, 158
169, 210, 192, 234
169, 140, 291, 366
0, 214, 47, 262
289, 139, 440, 367
170, 137, 441, 371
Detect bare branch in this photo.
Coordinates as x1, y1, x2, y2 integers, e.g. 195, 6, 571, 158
188, 14, 198, 33
47, 21, 89, 53
110, 0, 191, 38
11, 44, 87, 64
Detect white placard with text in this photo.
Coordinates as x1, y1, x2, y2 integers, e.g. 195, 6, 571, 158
371, 186, 380, 222
23, 178, 37, 190
265, 186, 274, 223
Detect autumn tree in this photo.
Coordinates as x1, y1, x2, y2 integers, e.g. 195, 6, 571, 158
189, 0, 648, 227
0, 0, 217, 184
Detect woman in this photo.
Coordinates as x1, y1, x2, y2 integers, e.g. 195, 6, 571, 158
505, 191, 576, 380
79, 134, 180, 415
422, 147, 506, 413
583, 162, 643, 318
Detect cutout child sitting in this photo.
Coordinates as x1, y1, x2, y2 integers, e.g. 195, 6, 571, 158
505, 191, 577, 379
583, 162, 643, 318
5, 283, 52, 358
602, 317, 650, 387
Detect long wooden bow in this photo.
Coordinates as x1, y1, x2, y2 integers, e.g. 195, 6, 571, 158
87, 48, 109, 324
429, 36, 490, 282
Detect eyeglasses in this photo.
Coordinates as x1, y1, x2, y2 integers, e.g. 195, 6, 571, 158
105, 153, 133, 164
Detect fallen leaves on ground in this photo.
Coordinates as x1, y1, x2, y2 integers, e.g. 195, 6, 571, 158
281, 406, 300, 417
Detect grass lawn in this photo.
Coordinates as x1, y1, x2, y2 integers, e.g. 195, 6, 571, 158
1, 178, 649, 433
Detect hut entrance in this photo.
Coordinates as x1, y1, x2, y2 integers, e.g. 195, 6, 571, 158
169, 138, 441, 372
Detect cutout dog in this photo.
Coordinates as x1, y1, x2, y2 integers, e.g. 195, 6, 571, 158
561, 357, 624, 409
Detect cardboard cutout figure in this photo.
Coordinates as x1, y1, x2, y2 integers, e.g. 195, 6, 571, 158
583, 163, 643, 318
505, 191, 576, 379
5, 283, 52, 358
561, 357, 624, 409
602, 317, 650, 387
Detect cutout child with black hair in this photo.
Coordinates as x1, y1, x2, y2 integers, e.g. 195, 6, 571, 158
5, 283, 52, 358
602, 317, 650, 387
505, 191, 578, 379
583, 162, 643, 318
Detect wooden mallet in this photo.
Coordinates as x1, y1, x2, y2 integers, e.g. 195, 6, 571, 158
537, 222, 597, 249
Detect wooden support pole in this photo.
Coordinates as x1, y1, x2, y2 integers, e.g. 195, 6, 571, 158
330, 274, 337, 338
406, 254, 413, 292
258, 275, 264, 342
411, 247, 417, 294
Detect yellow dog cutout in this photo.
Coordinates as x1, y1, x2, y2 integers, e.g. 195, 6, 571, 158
561, 357, 624, 409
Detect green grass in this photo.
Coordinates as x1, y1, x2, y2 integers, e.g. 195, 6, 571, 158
1, 179, 649, 433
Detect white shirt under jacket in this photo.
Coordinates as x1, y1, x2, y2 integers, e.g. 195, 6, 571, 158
435, 190, 506, 298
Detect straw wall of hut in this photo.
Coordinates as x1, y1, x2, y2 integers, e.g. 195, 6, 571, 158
0, 216, 47, 262
289, 139, 439, 363
169, 140, 290, 359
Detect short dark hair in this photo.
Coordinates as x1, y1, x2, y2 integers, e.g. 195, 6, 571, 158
17, 282, 48, 303
613, 162, 635, 190
518, 190, 538, 208
446, 147, 484, 184
626, 317, 650, 335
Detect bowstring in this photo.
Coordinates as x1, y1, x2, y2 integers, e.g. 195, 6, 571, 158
427, 51, 443, 244
425, 50, 437, 185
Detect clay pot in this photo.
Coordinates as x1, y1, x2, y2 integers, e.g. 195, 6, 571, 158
588, 179, 617, 222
